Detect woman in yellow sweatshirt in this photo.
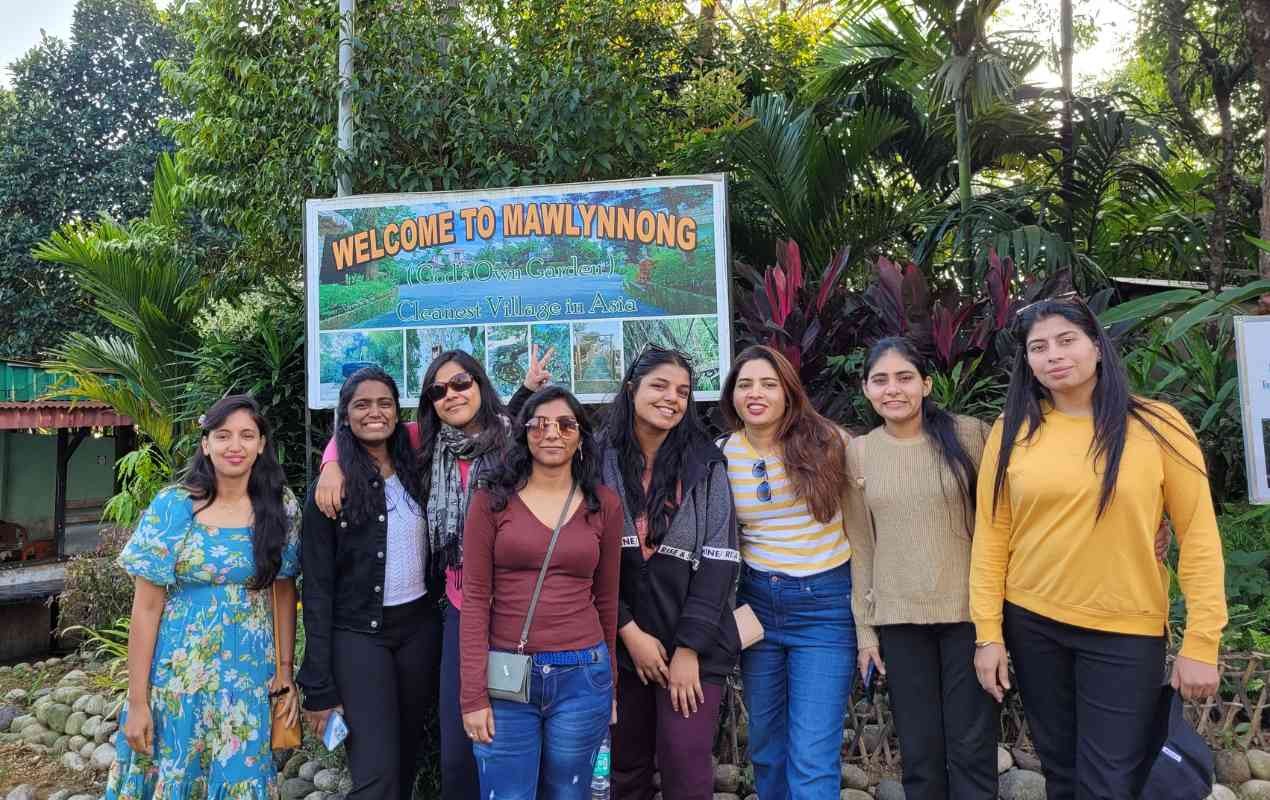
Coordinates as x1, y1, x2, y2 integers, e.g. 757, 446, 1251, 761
969, 296, 1225, 800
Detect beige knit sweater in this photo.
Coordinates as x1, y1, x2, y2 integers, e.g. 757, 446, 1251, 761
844, 415, 990, 650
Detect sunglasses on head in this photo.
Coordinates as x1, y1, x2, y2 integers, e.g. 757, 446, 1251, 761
525, 415, 580, 439
1014, 291, 1081, 319
425, 372, 475, 402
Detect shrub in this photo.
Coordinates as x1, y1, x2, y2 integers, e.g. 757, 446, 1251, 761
58, 525, 134, 636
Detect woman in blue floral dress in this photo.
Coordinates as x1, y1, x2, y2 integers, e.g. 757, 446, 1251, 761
107, 395, 301, 800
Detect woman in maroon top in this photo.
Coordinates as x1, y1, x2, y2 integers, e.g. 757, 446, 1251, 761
460, 386, 622, 800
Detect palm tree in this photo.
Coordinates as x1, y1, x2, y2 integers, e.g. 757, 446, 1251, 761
34, 153, 202, 476
812, 0, 1042, 272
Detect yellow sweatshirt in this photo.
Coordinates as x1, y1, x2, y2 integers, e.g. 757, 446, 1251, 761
969, 401, 1226, 664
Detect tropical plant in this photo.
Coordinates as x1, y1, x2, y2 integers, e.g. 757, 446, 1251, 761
61, 618, 131, 699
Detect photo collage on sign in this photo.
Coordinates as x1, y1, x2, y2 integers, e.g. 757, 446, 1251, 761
317, 316, 721, 404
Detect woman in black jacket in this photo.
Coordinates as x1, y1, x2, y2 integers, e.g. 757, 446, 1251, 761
601, 345, 741, 800
298, 367, 440, 800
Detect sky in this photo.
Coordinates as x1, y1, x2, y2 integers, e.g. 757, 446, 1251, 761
1, 0, 1137, 90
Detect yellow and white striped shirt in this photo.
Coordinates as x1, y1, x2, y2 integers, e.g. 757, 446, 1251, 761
723, 432, 851, 577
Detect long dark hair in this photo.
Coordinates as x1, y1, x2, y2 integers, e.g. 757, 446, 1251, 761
181, 395, 287, 590
484, 386, 603, 516
993, 299, 1201, 517
416, 350, 509, 497
863, 337, 980, 534
720, 345, 847, 523
605, 347, 712, 547
335, 367, 425, 525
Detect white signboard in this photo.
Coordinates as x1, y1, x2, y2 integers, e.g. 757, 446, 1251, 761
1234, 316, 1270, 504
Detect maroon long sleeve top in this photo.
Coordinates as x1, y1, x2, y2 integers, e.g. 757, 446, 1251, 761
460, 485, 623, 714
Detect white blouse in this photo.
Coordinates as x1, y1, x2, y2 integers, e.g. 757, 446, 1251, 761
382, 473, 427, 606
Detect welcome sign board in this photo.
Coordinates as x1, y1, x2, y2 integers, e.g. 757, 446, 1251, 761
304, 175, 732, 408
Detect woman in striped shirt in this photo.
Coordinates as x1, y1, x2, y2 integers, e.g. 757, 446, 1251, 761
719, 345, 855, 800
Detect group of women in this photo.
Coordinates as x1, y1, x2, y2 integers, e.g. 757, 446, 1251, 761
107, 292, 1226, 800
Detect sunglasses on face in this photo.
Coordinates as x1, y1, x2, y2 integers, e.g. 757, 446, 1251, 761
525, 415, 580, 439
426, 372, 475, 402
753, 459, 772, 503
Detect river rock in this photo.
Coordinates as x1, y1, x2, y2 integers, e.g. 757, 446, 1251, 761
46, 702, 73, 733
39, 729, 61, 747
91, 743, 117, 770
5, 785, 36, 800
1217, 751, 1253, 786
33, 694, 53, 714
9, 713, 35, 733
999, 746, 1015, 774
338, 774, 353, 793
1240, 780, 1270, 800
299, 761, 323, 780
4, 689, 28, 704
60, 751, 88, 771
104, 698, 122, 721
858, 724, 884, 754
80, 741, 97, 759
53, 686, 88, 706
31, 688, 51, 701
20, 723, 49, 744
46, 656, 62, 667
875, 778, 905, 800
94, 721, 118, 744
711, 794, 740, 800
0, 732, 18, 744
282, 778, 316, 800
282, 753, 308, 778
714, 764, 741, 793
12, 663, 32, 674
0, 705, 20, 732
72, 694, 92, 713
81, 715, 101, 738
841, 791, 871, 800
999, 769, 1047, 800
65, 795, 95, 800
840, 763, 869, 790
303, 793, 327, 800
1250, 751, 1270, 781
51, 735, 72, 755
1012, 748, 1043, 772
84, 694, 107, 717
1209, 784, 1238, 800
68, 734, 88, 752
314, 769, 342, 792
48, 790, 73, 800
64, 710, 88, 736
58, 670, 89, 685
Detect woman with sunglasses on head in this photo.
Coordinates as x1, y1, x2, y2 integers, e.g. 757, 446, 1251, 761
600, 346, 740, 800
842, 337, 997, 800
298, 367, 438, 799
459, 387, 622, 799
970, 295, 1226, 799
311, 348, 550, 800
719, 345, 855, 800
108, 395, 300, 800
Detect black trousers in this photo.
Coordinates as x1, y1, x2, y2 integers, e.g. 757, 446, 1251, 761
439, 603, 480, 800
878, 621, 998, 800
1003, 602, 1166, 800
333, 597, 443, 800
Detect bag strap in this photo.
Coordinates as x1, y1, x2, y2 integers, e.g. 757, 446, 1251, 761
517, 481, 578, 653
270, 581, 284, 677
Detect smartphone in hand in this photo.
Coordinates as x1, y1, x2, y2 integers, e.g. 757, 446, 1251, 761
323, 710, 349, 751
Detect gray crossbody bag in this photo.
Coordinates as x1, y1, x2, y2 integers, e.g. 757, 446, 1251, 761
486, 481, 578, 704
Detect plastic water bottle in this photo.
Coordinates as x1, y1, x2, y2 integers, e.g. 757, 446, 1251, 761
590, 731, 611, 799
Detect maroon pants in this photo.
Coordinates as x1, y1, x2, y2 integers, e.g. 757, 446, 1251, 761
611, 667, 724, 800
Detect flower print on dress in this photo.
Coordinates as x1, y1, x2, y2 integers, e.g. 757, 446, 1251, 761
106, 485, 301, 800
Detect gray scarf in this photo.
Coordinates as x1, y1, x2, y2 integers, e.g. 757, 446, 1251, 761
426, 424, 497, 570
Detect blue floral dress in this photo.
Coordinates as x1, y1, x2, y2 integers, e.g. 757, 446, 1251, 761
106, 486, 301, 800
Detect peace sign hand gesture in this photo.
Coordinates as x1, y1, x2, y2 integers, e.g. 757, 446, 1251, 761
524, 344, 557, 391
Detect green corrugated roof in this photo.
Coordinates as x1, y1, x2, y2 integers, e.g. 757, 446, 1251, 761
0, 361, 75, 403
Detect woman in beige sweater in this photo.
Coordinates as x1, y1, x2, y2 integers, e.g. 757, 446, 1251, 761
844, 337, 996, 800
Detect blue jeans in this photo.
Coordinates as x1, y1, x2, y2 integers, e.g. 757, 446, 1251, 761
738, 562, 857, 800
473, 642, 612, 800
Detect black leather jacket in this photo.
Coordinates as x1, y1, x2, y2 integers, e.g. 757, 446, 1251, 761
296, 476, 441, 710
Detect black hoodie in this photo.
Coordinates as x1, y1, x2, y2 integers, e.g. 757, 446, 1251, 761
600, 438, 741, 684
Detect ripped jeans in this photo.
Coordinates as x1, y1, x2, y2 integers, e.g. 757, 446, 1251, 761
472, 642, 612, 800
